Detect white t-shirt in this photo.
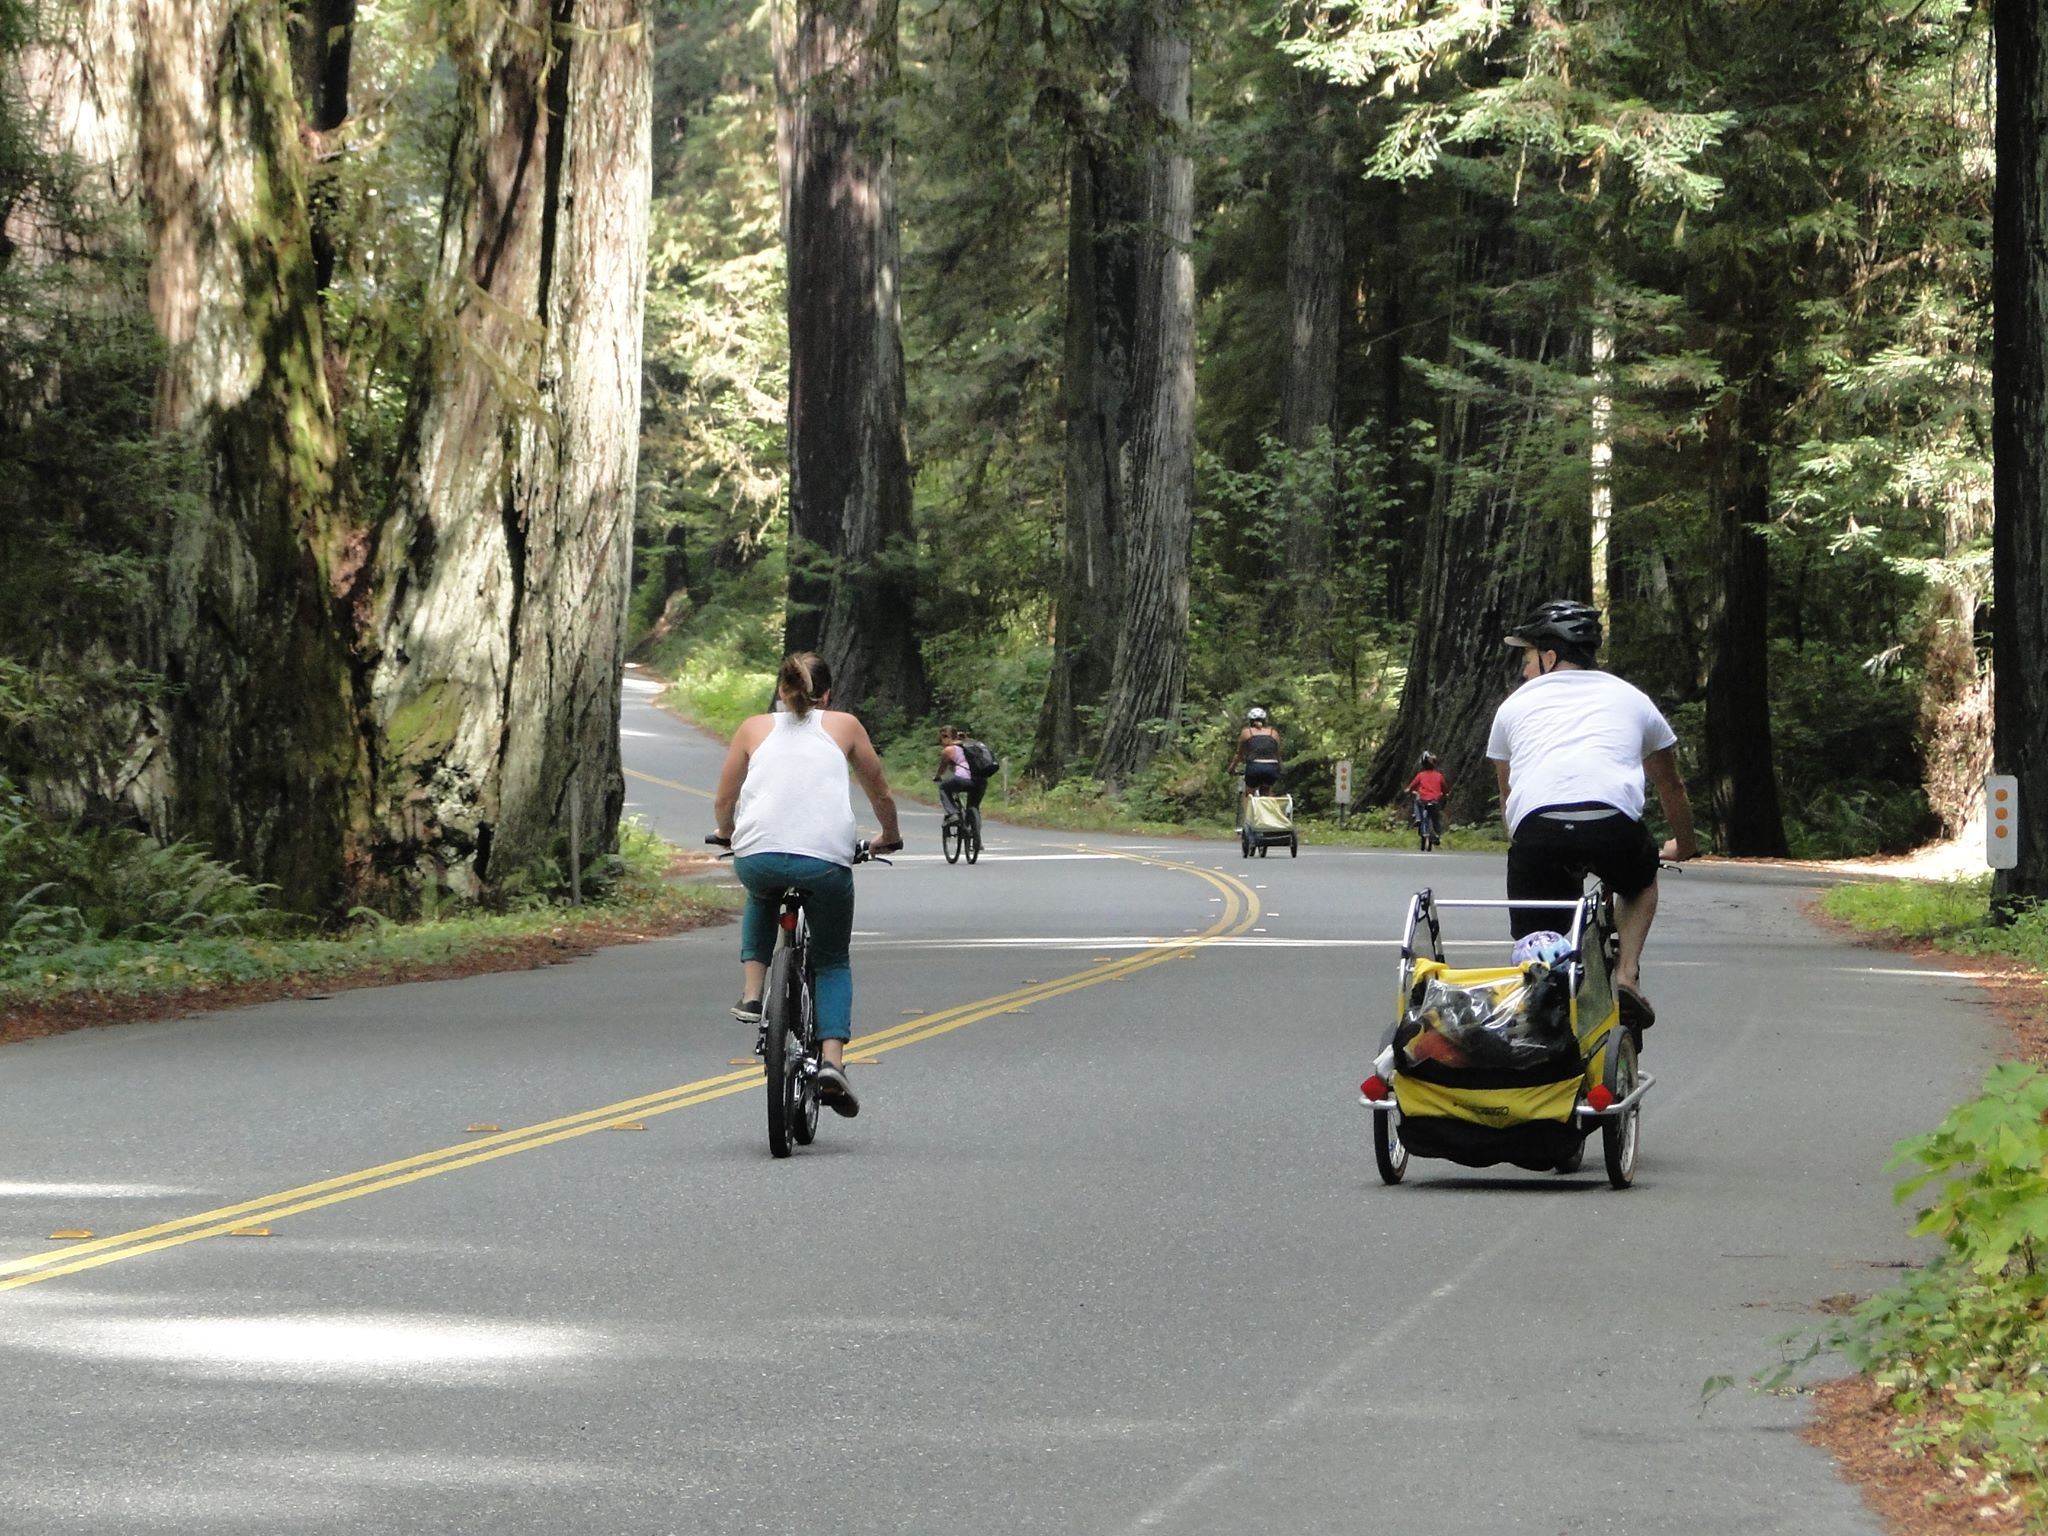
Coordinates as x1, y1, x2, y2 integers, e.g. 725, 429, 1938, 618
732, 710, 859, 865
1486, 668, 1677, 834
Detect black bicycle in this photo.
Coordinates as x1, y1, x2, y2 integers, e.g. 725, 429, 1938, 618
941, 796, 982, 865
1408, 793, 1443, 851
706, 836, 895, 1157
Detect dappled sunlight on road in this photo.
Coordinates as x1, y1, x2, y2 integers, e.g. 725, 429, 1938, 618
0, 1303, 606, 1381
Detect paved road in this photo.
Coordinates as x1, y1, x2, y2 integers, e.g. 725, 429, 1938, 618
0, 671, 2009, 1533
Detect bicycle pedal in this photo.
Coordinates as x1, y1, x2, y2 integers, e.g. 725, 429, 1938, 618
752, 1026, 766, 1057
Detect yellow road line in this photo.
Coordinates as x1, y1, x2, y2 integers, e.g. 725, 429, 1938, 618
624, 767, 714, 800
1, 850, 1259, 1291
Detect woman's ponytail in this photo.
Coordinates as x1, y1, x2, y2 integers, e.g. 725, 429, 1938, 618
777, 651, 831, 717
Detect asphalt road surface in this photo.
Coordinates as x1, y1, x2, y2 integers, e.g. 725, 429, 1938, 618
0, 670, 2009, 1534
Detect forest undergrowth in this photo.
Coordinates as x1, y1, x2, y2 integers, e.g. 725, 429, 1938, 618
0, 782, 733, 1033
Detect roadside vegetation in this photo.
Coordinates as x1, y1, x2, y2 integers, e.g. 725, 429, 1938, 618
1, 778, 730, 1025
1789, 879, 2048, 1525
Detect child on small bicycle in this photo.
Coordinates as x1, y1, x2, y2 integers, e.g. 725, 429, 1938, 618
1405, 752, 1448, 845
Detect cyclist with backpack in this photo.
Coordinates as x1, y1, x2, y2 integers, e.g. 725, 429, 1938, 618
937, 726, 999, 822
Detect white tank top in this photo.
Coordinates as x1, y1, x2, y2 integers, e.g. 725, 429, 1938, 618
732, 710, 859, 866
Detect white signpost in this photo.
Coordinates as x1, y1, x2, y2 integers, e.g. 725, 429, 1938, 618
1335, 758, 1353, 826
1987, 773, 2019, 870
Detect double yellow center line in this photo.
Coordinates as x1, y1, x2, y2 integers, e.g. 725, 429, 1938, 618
1, 849, 1259, 1291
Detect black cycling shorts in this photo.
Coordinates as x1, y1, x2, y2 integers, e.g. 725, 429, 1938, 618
1506, 806, 1659, 938
1243, 761, 1281, 790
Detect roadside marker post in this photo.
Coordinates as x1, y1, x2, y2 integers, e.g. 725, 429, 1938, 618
1335, 759, 1353, 828
1987, 774, 2018, 870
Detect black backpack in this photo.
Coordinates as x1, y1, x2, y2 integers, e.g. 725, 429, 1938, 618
961, 738, 999, 780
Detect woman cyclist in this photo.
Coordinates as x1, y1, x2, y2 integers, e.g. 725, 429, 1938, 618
713, 652, 902, 1115
935, 725, 979, 826
1228, 706, 1284, 812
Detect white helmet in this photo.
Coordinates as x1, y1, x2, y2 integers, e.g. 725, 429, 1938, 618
1246, 707, 1269, 724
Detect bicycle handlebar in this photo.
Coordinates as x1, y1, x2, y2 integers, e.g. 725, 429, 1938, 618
705, 832, 899, 864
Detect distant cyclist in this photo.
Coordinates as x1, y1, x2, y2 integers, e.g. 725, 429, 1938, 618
935, 725, 981, 825
1487, 601, 1697, 1030
713, 651, 902, 1115
1404, 751, 1448, 846
1228, 707, 1284, 796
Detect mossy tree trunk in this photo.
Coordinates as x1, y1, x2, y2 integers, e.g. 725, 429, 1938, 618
367, 0, 650, 898
16, 0, 652, 911
136, 0, 370, 912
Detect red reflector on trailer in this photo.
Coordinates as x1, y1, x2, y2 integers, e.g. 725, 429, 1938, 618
780, 912, 797, 931
1361, 1075, 1389, 1102
1588, 1084, 1615, 1112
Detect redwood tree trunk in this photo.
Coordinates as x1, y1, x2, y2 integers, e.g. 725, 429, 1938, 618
776, 0, 928, 723
366, 0, 650, 897
1279, 97, 1343, 592
1096, 0, 1194, 787
1030, 136, 1135, 781
1701, 372, 1789, 856
1994, 0, 2048, 908
15, 0, 652, 911
1364, 207, 1582, 825
137, 0, 369, 911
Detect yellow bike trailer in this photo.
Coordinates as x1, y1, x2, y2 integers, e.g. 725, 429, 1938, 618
1357, 887, 1652, 1189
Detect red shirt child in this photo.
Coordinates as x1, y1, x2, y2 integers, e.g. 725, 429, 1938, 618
1406, 767, 1447, 802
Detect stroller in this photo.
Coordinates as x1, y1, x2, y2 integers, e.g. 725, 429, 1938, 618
1358, 885, 1651, 1189
1240, 787, 1298, 859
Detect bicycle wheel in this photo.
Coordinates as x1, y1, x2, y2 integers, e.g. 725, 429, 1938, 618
763, 948, 801, 1158
1373, 1108, 1409, 1184
1602, 1029, 1640, 1189
790, 967, 821, 1146
964, 808, 982, 864
941, 814, 961, 864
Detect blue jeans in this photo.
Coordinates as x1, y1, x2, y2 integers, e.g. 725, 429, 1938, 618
733, 853, 854, 1041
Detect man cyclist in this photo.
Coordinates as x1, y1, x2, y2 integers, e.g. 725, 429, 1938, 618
1404, 751, 1448, 846
713, 651, 902, 1115
1487, 600, 1697, 1030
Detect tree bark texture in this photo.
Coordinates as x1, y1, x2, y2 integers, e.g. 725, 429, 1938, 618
1279, 95, 1343, 584
1363, 216, 1583, 824
368, 0, 650, 897
1030, 135, 1136, 781
136, 0, 369, 910
1096, 0, 1194, 788
775, 0, 928, 724
13, 0, 652, 910
1994, 0, 2048, 906
1700, 359, 1789, 856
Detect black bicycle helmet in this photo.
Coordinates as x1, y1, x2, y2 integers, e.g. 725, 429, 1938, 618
1504, 600, 1603, 662
1418, 751, 1438, 768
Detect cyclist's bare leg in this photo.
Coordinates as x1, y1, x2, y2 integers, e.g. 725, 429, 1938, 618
741, 958, 767, 1002
1613, 879, 1658, 993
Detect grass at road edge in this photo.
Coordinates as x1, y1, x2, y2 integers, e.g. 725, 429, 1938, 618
2, 849, 739, 1044
1775, 876, 2048, 1533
